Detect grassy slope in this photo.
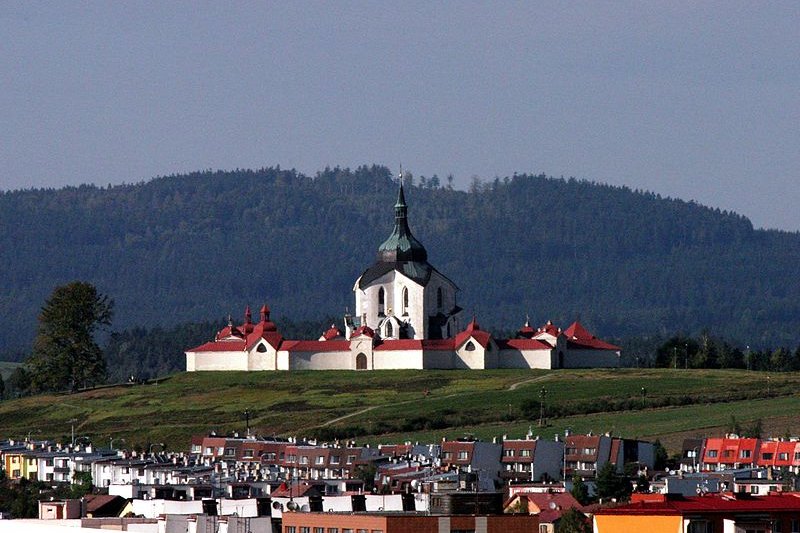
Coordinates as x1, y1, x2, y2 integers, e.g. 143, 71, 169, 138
0, 369, 792, 453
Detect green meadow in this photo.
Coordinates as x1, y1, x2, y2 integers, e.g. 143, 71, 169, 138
0, 369, 792, 453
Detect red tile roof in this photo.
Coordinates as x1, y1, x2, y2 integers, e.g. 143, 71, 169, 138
498, 338, 553, 351
563, 321, 620, 351
321, 324, 344, 340
598, 492, 800, 515
281, 340, 351, 353
455, 318, 492, 349
187, 340, 246, 352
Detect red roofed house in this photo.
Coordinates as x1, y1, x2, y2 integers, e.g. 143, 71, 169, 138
186, 174, 621, 371
594, 492, 800, 533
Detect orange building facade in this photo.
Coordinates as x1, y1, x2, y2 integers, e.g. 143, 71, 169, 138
282, 512, 539, 533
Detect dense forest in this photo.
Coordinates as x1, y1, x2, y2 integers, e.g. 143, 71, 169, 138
1, 165, 799, 364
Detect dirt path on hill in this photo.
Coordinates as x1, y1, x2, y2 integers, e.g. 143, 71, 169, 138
507, 374, 550, 391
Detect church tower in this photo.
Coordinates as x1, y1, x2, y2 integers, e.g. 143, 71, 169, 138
352, 175, 461, 340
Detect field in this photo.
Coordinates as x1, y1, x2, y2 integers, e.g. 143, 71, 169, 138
0, 369, 794, 453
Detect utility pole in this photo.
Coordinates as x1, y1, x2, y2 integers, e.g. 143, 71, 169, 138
244, 409, 251, 437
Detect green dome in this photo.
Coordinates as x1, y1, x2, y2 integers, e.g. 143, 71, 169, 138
376, 183, 428, 263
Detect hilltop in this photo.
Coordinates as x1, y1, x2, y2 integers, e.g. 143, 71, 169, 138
1, 165, 799, 359
0, 369, 795, 454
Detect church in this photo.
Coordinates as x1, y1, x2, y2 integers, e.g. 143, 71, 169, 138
185, 179, 620, 371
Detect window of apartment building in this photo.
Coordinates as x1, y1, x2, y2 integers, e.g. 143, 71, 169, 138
740, 450, 751, 459
300, 456, 309, 465
284, 527, 296, 533
205, 447, 213, 455
687, 521, 710, 533
458, 451, 469, 460
780, 453, 789, 461
46, 473, 53, 481
357, 528, 368, 533
371, 530, 384, 533
45, 459, 54, 466
723, 450, 733, 458
191, 444, 202, 453
28, 458, 35, 465
347, 455, 356, 464
582, 448, 596, 455
451, 530, 474, 533
707, 450, 718, 458
300, 527, 310, 533
314, 528, 324, 533
243, 449, 254, 459
331, 455, 340, 464
566, 448, 577, 455
540, 526, 549, 533
315, 456, 325, 465
520, 450, 531, 457
217, 447, 224, 455
11, 470, 20, 478
443, 452, 453, 460
288, 454, 297, 462
343, 529, 353, 533
504, 450, 514, 457
750, 485, 759, 494
11, 457, 19, 464
265, 453, 276, 461
762, 453, 774, 460
790, 518, 799, 533
138, 469, 145, 476
327, 529, 338, 533
225, 447, 236, 456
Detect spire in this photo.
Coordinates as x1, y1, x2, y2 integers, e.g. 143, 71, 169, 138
260, 304, 270, 322
245, 306, 252, 324
377, 168, 427, 263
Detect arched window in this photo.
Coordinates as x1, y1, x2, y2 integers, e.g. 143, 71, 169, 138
437, 287, 443, 310
356, 353, 368, 370
378, 287, 385, 315
465, 341, 476, 351
402, 287, 409, 316
386, 322, 393, 338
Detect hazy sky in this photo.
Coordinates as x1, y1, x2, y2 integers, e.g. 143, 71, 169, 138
1, 2, 798, 230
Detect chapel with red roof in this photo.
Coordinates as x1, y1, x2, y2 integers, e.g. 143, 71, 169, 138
186, 174, 620, 371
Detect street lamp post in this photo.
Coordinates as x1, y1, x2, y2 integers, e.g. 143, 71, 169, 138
69, 419, 78, 447
538, 388, 547, 427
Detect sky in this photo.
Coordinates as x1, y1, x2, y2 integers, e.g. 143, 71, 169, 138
1, 2, 798, 231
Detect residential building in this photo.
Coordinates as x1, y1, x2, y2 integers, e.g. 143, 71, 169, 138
282, 511, 539, 533
593, 492, 800, 533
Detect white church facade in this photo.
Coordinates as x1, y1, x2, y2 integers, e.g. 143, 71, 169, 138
186, 181, 620, 371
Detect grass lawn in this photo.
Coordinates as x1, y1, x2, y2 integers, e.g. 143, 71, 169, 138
0, 368, 791, 453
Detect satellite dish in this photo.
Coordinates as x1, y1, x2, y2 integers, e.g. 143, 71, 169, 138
272, 501, 283, 511
300, 504, 310, 513
549, 502, 557, 510
287, 501, 299, 511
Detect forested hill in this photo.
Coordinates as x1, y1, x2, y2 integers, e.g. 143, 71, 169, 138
1, 165, 798, 357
